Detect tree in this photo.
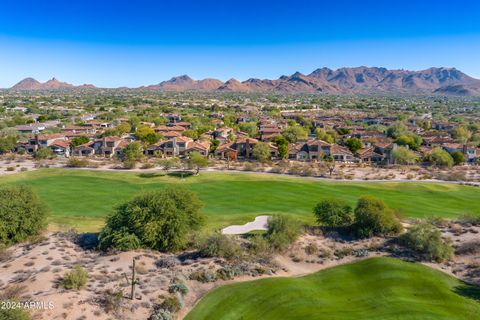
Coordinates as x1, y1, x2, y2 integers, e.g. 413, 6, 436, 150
182, 129, 199, 140
282, 125, 308, 143
252, 142, 271, 163
238, 122, 258, 138
315, 128, 334, 143
34, 147, 54, 160
395, 134, 422, 150
265, 215, 301, 252
122, 142, 143, 168
116, 122, 132, 134
452, 126, 471, 144
128, 116, 141, 131
451, 150, 465, 166
188, 151, 209, 175
0, 185, 47, 245
313, 198, 353, 228
0, 136, 16, 154
210, 139, 220, 153
344, 138, 362, 155
430, 147, 454, 167
324, 154, 336, 176
399, 222, 453, 262
70, 135, 89, 148
392, 146, 419, 165
99, 187, 205, 252
273, 136, 289, 159
386, 121, 409, 139
353, 196, 403, 238
136, 125, 161, 145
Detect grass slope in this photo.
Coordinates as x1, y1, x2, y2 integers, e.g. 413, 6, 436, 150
1, 169, 479, 231
186, 257, 480, 320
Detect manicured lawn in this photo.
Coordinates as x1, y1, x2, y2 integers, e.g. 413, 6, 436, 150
1, 169, 479, 231
186, 257, 480, 320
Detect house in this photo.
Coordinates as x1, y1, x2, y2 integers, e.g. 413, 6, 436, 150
305, 140, 332, 161
49, 139, 71, 157
91, 136, 126, 157
357, 147, 384, 163
15, 123, 47, 134
73, 141, 95, 157
442, 143, 478, 163
185, 141, 210, 157
330, 145, 355, 162
27, 134, 68, 153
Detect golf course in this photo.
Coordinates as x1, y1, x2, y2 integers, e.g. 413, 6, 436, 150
1, 169, 479, 231
185, 257, 480, 320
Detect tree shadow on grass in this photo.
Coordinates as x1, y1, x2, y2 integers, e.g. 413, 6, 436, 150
167, 171, 195, 179
454, 283, 480, 302
137, 172, 165, 179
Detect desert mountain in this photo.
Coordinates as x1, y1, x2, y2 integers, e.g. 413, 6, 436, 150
143, 75, 223, 91
9, 67, 480, 95
142, 67, 480, 96
11, 77, 95, 90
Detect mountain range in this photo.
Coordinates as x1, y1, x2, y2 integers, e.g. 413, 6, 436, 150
8, 67, 480, 96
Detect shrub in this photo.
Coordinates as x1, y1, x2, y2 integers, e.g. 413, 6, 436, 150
161, 294, 183, 313
66, 157, 90, 168
198, 233, 243, 261
6, 166, 15, 171
399, 223, 453, 262
0, 308, 31, 320
451, 150, 465, 166
0, 185, 47, 245
100, 288, 125, 316
34, 147, 54, 160
99, 187, 204, 252
189, 268, 217, 283
265, 215, 301, 252
148, 308, 173, 320
61, 266, 89, 290
168, 283, 189, 295
248, 234, 271, 258
155, 257, 180, 269
457, 213, 480, 226
304, 243, 318, 255
353, 196, 403, 238
313, 198, 353, 228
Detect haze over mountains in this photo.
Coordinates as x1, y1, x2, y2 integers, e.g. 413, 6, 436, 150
8, 67, 480, 96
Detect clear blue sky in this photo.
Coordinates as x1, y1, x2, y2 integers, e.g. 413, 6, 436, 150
1, 0, 479, 87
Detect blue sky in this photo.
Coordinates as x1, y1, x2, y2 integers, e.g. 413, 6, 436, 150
0, 0, 479, 87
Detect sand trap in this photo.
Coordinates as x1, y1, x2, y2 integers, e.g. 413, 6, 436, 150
222, 215, 270, 235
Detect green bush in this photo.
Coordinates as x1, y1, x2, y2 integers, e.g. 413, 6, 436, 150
0, 186, 47, 245
168, 283, 189, 295
99, 187, 204, 252
265, 215, 301, 252
66, 157, 90, 168
313, 198, 353, 228
61, 266, 89, 290
161, 294, 183, 313
33, 147, 54, 160
399, 223, 453, 262
198, 233, 243, 261
0, 308, 31, 320
248, 234, 271, 258
353, 196, 403, 238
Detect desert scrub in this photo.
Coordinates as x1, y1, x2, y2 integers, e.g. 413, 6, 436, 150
168, 282, 189, 295
198, 233, 243, 261
61, 266, 89, 290
189, 268, 217, 283
399, 223, 453, 262
161, 294, 184, 313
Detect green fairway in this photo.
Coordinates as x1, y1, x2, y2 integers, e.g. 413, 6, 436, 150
1, 169, 479, 231
186, 257, 480, 320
